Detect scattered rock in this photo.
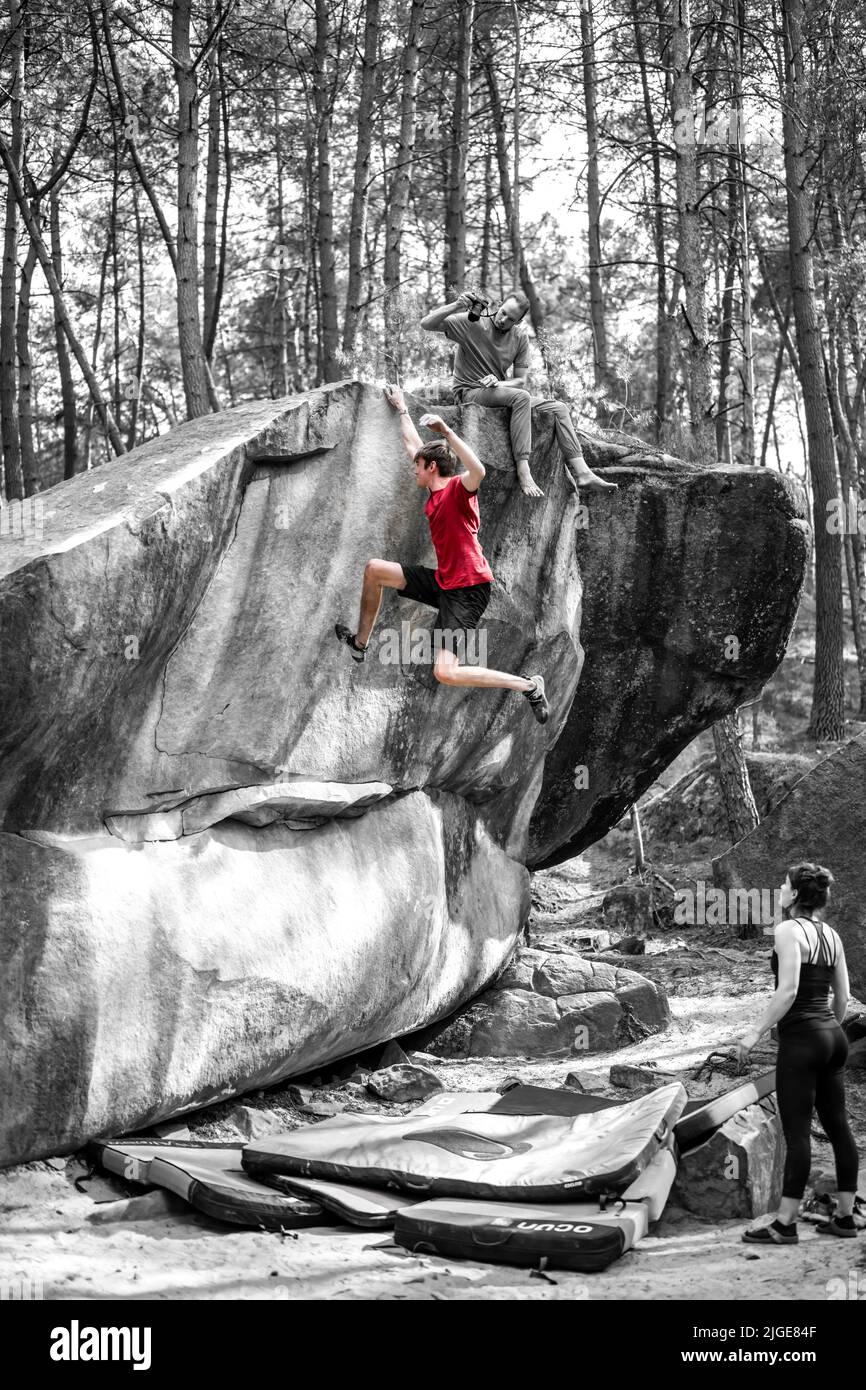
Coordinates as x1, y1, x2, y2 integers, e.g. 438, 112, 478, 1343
603, 885, 653, 937
87, 1190, 180, 1224
609, 1063, 678, 1091
405, 1050, 442, 1066
671, 1097, 784, 1220
612, 936, 646, 956
223, 1105, 287, 1140
496, 1076, 525, 1094
562, 1070, 604, 1092
366, 1064, 444, 1102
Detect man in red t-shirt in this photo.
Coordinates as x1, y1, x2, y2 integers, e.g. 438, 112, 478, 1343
334, 384, 550, 723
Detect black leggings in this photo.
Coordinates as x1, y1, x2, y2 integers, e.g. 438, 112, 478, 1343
776, 1024, 859, 1200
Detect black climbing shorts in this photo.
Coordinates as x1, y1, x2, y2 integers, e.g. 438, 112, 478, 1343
398, 565, 491, 657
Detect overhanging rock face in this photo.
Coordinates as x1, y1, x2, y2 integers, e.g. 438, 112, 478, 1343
0, 382, 808, 1163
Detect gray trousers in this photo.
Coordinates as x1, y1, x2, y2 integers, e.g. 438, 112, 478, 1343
458, 386, 585, 465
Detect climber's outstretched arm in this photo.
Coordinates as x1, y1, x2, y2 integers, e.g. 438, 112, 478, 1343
420, 415, 485, 493
384, 383, 424, 462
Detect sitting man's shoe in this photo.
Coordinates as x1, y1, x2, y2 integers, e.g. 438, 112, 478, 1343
335, 622, 367, 664
522, 674, 549, 725
742, 1219, 799, 1245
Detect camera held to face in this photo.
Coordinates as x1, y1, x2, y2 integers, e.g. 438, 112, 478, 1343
466, 294, 490, 323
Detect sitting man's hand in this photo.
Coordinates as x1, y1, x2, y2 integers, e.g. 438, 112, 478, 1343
479, 373, 499, 388
419, 413, 449, 435
384, 382, 406, 412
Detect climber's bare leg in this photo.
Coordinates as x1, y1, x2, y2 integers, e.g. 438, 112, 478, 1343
433, 648, 532, 691
356, 559, 406, 647
434, 648, 550, 723
514, 456, 544, 499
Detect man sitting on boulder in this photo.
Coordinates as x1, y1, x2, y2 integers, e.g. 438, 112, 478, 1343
334, 384, 550, 725
420, 289, 617, 499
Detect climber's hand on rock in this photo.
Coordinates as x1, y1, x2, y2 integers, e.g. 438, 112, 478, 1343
384, 383, 406, 412
420, 414, 449, 436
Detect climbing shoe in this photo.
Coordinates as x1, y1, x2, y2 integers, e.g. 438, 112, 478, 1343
335, 623, 367, 664
522, 674, 549, 725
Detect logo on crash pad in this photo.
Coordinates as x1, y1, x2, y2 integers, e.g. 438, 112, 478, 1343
406, 1128, 532, 1161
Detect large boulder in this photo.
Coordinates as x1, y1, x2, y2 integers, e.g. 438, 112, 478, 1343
713, 732, 866, 998
0, 382, 807, 1163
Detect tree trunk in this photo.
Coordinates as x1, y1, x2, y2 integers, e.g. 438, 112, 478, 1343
343, 0, 379, 353
17, 209, 39, 494
50, 156, 80, 480
383, 0, 425, 294
483, 44, 545, 338
444, 0, 474, 295
172, 0, 219, 416
669, 0, 715, 459
313, 0, 340, 382
712, 712, 760, 842
0, 138, 124, 454
632, 0, 670, 440
127, 182, 146, 450
781, 0, 846, 740
580, 0, 610, 404
1, 0, 25, 500
734, 0, 755, 464
202, 14, 222, 364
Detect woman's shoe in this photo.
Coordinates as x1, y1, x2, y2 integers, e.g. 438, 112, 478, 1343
742, 1220, 799, 1245
816, 1216, 858, 1238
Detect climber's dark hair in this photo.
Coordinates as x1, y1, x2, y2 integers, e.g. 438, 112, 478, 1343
414, 440, 458, 476
786, 861, 834, 911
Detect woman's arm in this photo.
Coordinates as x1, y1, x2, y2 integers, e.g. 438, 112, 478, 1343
736, 922, 802, 1056
832, 949, 851, 1025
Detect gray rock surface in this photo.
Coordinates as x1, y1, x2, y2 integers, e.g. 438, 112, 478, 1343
0, 382, 807, 1163
713, 731, 866, 998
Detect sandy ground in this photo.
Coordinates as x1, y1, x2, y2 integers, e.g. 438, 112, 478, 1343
3, 852, 865, 1302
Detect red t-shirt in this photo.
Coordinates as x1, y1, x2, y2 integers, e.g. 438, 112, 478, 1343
425, 475, 494, 590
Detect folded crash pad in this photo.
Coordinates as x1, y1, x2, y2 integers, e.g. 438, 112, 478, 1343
243, 1082, 686, 1202
674, 1069, 776, 1154
393, 1143, 676, 1271
91, 1139, 332, 1230
264, 1174, 420, 1228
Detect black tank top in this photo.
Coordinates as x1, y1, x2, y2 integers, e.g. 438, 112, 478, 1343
771, 917, 839, 1033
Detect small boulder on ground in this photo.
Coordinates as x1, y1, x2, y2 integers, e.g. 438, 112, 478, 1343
223, 1104, 288, 1140
366, 1064, 444, 1102
669, 1097, 784, 1220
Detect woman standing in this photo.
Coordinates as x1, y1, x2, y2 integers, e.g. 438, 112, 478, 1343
736, 862, 861, 1244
